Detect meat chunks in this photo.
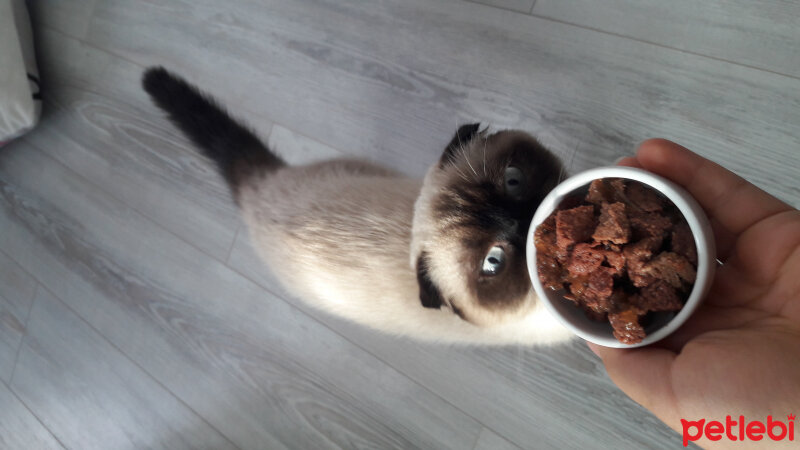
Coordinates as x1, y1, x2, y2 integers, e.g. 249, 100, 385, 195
592, 202, 631, 245
556, 205, 595, 250
534, 178, 698, 344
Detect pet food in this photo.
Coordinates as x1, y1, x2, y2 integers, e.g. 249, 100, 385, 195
534, 178, 697, 344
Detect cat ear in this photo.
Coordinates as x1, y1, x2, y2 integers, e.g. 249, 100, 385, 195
439, 123, 481, 168
416, 252, 444, 309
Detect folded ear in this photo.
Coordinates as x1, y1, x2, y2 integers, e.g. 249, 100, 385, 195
416, 252, 444, 309
439, 123, 481, 168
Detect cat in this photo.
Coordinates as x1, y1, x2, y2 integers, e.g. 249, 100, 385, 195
142, 67, 573, 345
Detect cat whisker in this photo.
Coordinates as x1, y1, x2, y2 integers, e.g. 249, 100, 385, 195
464, 151, 479, 179
453, 143, 476, 182
452, 163, 471, 183
455, 129, 480, 181
567, 141, 579, 179
482, 137, 487, 177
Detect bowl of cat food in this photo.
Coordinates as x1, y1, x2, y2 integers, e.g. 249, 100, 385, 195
525, 166, 716, 348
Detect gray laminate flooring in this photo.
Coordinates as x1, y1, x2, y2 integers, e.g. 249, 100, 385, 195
1, 1, 798, 449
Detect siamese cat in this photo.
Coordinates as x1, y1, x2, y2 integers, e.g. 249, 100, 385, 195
143, 67, 572, 345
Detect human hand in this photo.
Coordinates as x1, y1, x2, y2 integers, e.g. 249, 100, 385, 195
591, 139, 800, 448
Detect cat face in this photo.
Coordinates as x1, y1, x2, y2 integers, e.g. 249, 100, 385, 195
411, 124, 564, 327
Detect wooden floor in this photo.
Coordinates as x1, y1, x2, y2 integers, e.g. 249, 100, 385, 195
2, 0, 798, 448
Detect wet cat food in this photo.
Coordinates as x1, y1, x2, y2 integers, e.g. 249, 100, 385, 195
534, 178, 697, 344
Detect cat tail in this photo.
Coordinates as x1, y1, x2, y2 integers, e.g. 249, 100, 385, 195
141, 66, 284, 202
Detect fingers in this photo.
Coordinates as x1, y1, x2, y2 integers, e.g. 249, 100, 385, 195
727, 209, 800, 287
616, 151, 737, 259
634, 139, 792, 238
588, 343, 679, 425
708, 218, 737, 262
615, 156, 641, 168
653, 303, 771, 351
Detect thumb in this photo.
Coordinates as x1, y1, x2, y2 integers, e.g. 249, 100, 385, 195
588, 343, 680, 425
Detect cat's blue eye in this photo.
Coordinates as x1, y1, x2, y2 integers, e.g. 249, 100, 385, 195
481, 246, 506, 276
504, 166, 525, 198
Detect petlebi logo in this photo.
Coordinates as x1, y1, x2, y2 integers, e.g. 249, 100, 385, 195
681, 414, 796, 447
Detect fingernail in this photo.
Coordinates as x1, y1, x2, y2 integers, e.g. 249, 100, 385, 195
613, 156, 627, 165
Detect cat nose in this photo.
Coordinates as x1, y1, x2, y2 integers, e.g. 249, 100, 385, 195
493, 213, 520, 235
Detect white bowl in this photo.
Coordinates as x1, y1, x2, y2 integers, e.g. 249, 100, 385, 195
526, 166, 716, 348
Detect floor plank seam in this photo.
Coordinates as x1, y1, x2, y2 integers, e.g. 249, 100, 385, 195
273, 121, 350, 157
0, 247, 40, 385
14, 134, 334, 333
526, 12, 800, 82
18, 133, 234, 264
462, 0, 532, 15
3, 370, 68, 449
29, 3, 94, 43
224, 260, 513, 443
42, 26, 145, 78
264, 119, 277, 142
7, 283, 38, 388
469, 429, 483, 450
461, 0, 800, 82
0, 247, 39, 310
63, 8, 800, 170
8, 137, 484, 448
35, 64, 237, 164
41, 25, 280, 136
21, 270, 38, 323
225, 224, 242, 264
0, 141, 256, 449
80, 0, 101, 41
35, 93, 247, 222
31, 283, 243, 450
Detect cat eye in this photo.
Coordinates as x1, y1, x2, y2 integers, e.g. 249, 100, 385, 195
504, 166, 526, 198
481, 245, 506, 276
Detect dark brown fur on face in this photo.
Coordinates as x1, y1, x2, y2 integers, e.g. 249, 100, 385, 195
415, 126, 565, 326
